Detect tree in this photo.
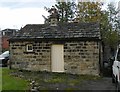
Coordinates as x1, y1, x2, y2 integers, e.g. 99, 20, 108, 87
103, 3, 120, 48
101, 3, 120, 61
55, 1, 76, 22
77, 2, 103, 22
102, 27, 119, 49
107, 3, 120, 31
77, 2, 118, 47
44, 0, 77, 23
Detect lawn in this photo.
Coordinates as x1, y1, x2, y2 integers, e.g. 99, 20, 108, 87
0, 68, 2, 91
1, 68, 101, 90
2, 68, 29, 91
10, 69, 101, 90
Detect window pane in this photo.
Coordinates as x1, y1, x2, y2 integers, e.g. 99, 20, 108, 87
28, 46, 32, 50
27, 44, 33, 51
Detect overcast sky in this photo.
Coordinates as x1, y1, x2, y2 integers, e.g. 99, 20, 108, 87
0, 0, 119, 30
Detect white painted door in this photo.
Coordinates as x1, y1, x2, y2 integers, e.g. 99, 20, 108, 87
51, 45, 64, 72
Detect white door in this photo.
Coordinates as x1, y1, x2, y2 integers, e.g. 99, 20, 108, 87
51, 45, 64, 72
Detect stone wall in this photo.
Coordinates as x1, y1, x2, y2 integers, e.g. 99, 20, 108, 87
10, 41, 51, 71
64, 41, 100, 75
10, 40, 100, 75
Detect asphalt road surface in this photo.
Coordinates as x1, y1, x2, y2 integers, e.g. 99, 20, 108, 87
80, 77, 116, 91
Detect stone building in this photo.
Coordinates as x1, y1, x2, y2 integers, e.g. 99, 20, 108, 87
9, 22, 102, 75
9, 8, 102, 75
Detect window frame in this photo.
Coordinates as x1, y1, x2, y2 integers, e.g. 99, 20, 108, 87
26, 44, 33, 52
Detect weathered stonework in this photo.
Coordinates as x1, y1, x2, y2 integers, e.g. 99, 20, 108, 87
10, 41, 51, 71
9, 22, 101, 75
64, 41, 100, 75
10, 40, 100, 75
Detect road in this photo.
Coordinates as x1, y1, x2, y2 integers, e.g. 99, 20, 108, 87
80, 77, 116, 91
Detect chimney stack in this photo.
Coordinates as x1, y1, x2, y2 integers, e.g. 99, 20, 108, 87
48, 6, 59, 26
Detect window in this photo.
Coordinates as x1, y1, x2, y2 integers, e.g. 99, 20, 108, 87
117, 49, 120, 61
26, 44, 33, 52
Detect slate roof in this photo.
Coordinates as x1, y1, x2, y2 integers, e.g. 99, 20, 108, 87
9, 22, 101, 41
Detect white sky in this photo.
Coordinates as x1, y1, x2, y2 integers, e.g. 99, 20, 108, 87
0, 0, 119, 30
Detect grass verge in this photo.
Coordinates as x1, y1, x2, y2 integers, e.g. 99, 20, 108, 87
2, 68, 29, 91
9, 69, 101, 90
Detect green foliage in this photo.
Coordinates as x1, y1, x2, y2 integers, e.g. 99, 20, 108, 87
0, 68, 2, 91
55, 1, 76, 22
100, 11, 109, 31
44, 0, 76, 23
103, 31, 119, 48
101, 3, 120, 48
77, 2, 119, 48
77, 2, 103, 22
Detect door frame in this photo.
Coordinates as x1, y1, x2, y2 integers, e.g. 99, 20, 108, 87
51, 44, 64, 72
